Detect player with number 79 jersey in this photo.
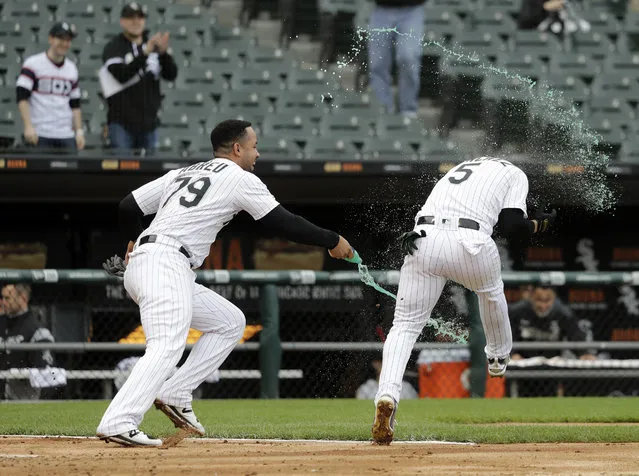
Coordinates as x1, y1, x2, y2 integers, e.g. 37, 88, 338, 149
371, 157, 558, 445
97, 119, 353, 447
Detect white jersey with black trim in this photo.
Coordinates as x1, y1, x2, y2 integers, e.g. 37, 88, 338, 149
417, 156, 529, 235
16, 52, 80, 139
132, 158, 279, 267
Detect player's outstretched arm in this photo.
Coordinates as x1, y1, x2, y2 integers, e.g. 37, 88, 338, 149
257, 205, 352, 259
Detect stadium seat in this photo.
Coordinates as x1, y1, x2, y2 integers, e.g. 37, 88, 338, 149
509, 30, 563, 59
318, 114, 371, 139
359, 137, 419, 161
88, 22, 122, 45
230, 68, 284, 94
374, 115, 428, 144
539, 73, 590, 104
2, 1, 51, 20
318, 0, 360, 14
157, 110, 199, 137
191, 44, 249, 69
591, 73, 639, 101
450, 31, 506, 61
417, 136, 461, 162
623, 12, 639, 51
330, 90, 383, 115
214, 91, 274, 122
428, 0, 473, 15
0, 124, 20, 148
56, 2, 107, 21
163, 89, 211, 123
578, 10, 622, 35
587, 95, 635, 121
287, 68, 337, 93
618, 140, 639, 163
262, 113, 317, 141
304, 136, 358, 160
171, 66, 226, 95
250, 136, 304, 160
0, 20, 25, 39
161, 4, 212, 24
585, 0, 627, 17
569, 31, 616, 60
548, 52, 600, 82
495, 52, 548, 82
78, 64, 101, 87
0, 63, 20, 87
77, 44, 105, 66
0, 85, 14, 106
245, 46, 291, 69
482, 76, 532, 151
275, 90, 328, 121
423, 5, 464, 42
468, 9, 518, 38
603, 52, 639, 78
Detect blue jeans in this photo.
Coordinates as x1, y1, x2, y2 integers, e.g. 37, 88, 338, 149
368, 4, 425, 114
108, 122, 158, 154
36, 136, 76, 153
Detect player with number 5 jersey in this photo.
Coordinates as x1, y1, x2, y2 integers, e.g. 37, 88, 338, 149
372, 157, 557, 445
97, 120, 354, 447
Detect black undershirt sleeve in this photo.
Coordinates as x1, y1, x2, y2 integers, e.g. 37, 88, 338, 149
257, 205, 340, 249
118, 193, 146, 240
16, 86, 31, 102
498, 208, 534, 241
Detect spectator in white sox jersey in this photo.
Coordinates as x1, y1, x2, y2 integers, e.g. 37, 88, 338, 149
16, 22, 85, 153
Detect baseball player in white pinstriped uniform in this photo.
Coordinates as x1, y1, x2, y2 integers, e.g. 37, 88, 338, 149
371, 156, 557, 444
97, 120, 353, 447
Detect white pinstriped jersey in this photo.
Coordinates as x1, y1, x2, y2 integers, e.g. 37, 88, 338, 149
132, 158, 279, 267
417, 157, 529, 235
16, 52, 80, 139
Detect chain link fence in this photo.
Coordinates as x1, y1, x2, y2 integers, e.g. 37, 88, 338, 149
2, 270, 639, 400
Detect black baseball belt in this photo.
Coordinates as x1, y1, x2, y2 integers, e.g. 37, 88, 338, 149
417, 216, 480, 231
139, 235, 191, 259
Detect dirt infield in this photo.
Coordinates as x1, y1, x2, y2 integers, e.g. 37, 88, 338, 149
1, 437, 639, 475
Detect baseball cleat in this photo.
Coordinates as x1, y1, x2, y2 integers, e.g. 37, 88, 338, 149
372, 395, 396, 445
97, 429, 162, 447
487, 355, 510, 377
154, 399, 205, 436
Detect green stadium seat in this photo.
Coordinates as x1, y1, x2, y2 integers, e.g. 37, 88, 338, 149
330, 90, 383, 115
591, 73, 639, 100
1, 62, 20, 86
0, 20, 25, 39
77, 44, 105, 66
509, 30, 563, 59
287, 68, 337, 93
318, 0, 360, 14
304, 137, 358, 160
618, 140, 639, 163
253, 136, 304, 161
587, 95, 635, 120
6, 16, 44, 42
230, 68, 284, 94
495, 52, 548, 82
374, 115, 428, 143
0, 85, 14, 106
423, 6, 464, 42
360, 137, 419, 161
603, 52, 639, 78
548, 52, 600, 82
171, 66, 226, 95
428, 0, 472, 15
215, 91, 274, 122
417, 137, 461, 162
477, 0, 521, 14
451, 31, 506, 61
318, 114, 371, 138
482, 76, 532, 151
569, 31, 616, 60
0, 124, 21, 148
88, 22, 122, 45
157, 110, 199, 137
468, 9, 518, 38
161, 4, 210, 23
56, 2, 107, 21
584, 0, 628, 17
539, 73, 590, 103
578, 10, 622, 35
2, 1, 51, 20
262, 113, 317, 141
82, 131, 108, 151
275, 90, 328, 121
245, 46, 292, 69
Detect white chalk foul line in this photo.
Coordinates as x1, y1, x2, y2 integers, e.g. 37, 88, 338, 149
2, 435, 475, 446
0, 454, 39, 458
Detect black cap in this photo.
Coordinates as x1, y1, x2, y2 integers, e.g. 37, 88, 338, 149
49, 21, 76, 39
121, 2, 147, 18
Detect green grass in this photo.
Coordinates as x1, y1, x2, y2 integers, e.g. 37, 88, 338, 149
1, 398, 638, 443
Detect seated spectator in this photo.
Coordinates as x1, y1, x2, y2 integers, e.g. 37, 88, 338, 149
367, 0, 425, 118
509, 285, 597, 361
518, 0, 590, 34
100, 2, 178, 154
0, 284, 65, 400
17, 22, 85, 153
356, 358, 418, 400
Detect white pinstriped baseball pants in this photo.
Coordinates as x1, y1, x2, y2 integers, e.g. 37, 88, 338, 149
97, 242, 245, 437
376, 225, 512, 404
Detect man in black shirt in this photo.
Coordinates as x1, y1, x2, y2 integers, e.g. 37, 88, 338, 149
101, 3, 178, 153
0, 284, 56, 400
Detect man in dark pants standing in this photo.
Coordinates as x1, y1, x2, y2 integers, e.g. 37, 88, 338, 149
100, 2, 178, 154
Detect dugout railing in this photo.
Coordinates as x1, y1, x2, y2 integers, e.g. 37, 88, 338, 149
1, 269, 639, 399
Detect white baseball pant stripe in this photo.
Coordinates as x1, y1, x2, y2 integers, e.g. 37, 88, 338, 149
376, 227, 511, 404
97, 243, 244, 436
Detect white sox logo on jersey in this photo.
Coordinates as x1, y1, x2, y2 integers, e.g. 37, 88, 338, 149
37, 77, 74, 96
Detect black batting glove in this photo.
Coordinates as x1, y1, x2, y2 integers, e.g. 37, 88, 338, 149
533, 208, 557, 233
398, 230, 426, 255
